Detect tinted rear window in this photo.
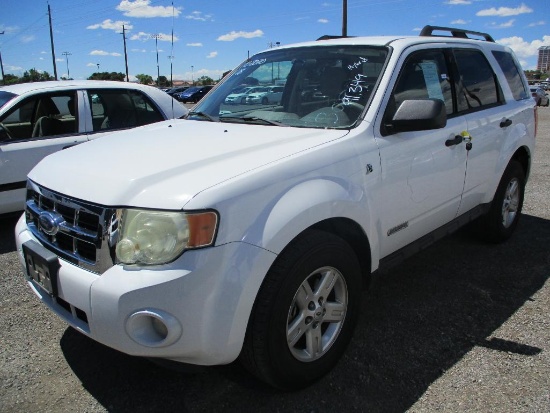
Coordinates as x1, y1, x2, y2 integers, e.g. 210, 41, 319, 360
492, 50, 529, 101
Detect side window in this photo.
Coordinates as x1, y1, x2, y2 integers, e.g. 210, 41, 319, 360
385, 49, 453, 122
0, 92, 77, 140
454, 49, 502, 112
89, 89, 164, 132
492, 50, 529, 101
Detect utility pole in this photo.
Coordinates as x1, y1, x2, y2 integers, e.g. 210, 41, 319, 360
0, 31, 5, 85
168, 55, 174, 87
48, 3, 58, 80
151, 34, 162, 85
62, 51, 71, 79
122, 25, 129, 82
342, 0, 348, 37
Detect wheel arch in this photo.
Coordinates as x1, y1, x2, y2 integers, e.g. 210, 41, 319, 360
511, 145, 531, 181
255, 177, 378, 286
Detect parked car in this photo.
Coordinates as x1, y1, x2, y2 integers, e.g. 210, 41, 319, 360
530, 86, 549, 106
246, 86, 284, 104
174, 86, 213, 103
165, 86, 189, 97
0, 80, 187, 215
16, 25, 535, 390
224, 86, 264, 104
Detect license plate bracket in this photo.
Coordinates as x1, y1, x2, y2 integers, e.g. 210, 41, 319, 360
22, 241, 60, 296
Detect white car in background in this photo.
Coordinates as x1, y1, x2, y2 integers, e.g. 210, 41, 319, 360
246, 86, 284, 104
0, 80, 187, 215
224, 86, 267, 104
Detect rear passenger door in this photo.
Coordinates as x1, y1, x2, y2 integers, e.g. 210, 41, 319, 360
453, 48, 530, 215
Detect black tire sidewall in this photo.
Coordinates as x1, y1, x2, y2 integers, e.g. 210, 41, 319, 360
253, 231, 362, 388
485, 160, 525, 242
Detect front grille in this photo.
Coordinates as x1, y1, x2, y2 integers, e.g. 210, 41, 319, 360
25, 180, 118, 274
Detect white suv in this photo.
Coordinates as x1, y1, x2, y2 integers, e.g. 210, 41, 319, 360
15, 26, 536, 389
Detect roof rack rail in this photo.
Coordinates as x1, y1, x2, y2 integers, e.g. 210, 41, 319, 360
419, 25, 495, 42
316, 35, 354, 41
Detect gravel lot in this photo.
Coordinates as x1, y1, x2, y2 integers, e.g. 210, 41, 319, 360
1, 108, 548, 413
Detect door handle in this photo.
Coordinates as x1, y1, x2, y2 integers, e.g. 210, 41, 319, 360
445, 135, 463, 147
500, 118, 513, 128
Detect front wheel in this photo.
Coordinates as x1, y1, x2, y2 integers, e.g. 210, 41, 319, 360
476, 160, 525, 243
240, 230, 362, 389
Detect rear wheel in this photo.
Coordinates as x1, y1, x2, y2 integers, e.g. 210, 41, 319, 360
476, 160, 525, 243
240, 230, 362, 389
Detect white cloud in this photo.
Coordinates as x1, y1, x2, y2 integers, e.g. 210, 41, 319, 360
206, 51, 218, 59
187, 43, 203, 47
477, 3, 533, 17
90, 50, 122, 57
20, 35, 35, 43
451, 19, 468, 25
130, 32, 177, 42
528, 21, 546, 27
318, 19, 329, 24
217, 30, 264, 42
87, 19, 132, 32
489, 19, 515, 29
185, 11, 213, 21
497, 35, 550, 60
0, 25, 19, 34
446, 0, 471, 4
117, 0, 181, 18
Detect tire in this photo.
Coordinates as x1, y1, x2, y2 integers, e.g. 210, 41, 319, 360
476, 160, 525, 243
240, 229, 362, 389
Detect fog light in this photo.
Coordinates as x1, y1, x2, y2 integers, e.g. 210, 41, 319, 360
126, 309, 182, 348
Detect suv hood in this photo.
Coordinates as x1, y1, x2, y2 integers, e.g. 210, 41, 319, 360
29, 119, 347, 209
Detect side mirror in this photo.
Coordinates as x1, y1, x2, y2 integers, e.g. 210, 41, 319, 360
390, 99, 447, 133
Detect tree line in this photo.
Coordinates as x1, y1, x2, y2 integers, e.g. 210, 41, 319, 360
2, 68, 215, 86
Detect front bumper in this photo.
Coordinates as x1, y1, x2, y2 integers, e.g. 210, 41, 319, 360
15, 214, 276, 365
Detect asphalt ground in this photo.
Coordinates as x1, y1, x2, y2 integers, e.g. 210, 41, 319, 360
0, 107, 548, 412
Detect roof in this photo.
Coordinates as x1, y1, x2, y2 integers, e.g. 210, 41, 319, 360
0, 80, 158, 95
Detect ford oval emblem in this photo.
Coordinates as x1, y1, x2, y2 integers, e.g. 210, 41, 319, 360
38, 211, 65, 236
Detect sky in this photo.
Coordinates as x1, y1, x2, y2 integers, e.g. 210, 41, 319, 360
1, 0, 549, 83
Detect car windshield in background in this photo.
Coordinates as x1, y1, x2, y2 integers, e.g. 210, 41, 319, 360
0, 91, 17, 110
191, 45, 389, 129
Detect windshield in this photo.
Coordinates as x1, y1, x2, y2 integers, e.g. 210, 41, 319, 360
191, 45, 388, 129
0, 91, 17, 110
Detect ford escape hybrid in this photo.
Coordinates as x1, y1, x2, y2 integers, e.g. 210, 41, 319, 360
15, 26, 535, 389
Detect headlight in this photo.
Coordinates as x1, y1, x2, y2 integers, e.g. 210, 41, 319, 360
115, 209, 218, 265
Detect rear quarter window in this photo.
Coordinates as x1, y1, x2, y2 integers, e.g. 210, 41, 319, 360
492, 50, 529, 101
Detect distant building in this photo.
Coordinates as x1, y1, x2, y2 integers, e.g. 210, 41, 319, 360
537, 46, 550, 72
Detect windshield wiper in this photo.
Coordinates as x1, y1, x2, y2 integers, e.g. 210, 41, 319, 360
186, 111, 218, 122
220, 115, 286, 127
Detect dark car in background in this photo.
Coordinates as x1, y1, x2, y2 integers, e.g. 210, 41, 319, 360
174, 86, 213, 103
165, 86, 190, 97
